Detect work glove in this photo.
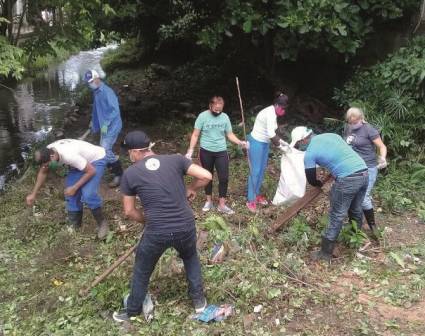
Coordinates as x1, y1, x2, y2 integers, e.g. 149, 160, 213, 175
239, 141, 249, 150
377, 156, 388, 170
101, 124, 108, 135
185, 149, 194, 160
278, 139, 291, 153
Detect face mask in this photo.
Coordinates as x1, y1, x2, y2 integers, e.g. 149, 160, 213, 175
211, 111, 222, 117
89, 82, 98, 90
275, 105, 285, 117
48, 160, 59, 170
349, 121, 363, 130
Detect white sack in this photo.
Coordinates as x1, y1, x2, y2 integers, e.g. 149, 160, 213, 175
272, 148, 306, 205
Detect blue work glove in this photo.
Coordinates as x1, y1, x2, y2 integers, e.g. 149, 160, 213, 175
101, 124, 108, 135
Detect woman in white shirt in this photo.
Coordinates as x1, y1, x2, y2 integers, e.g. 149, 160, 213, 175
246, 92, 288, 213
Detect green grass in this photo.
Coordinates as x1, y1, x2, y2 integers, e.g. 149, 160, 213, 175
1, 124, 425, 335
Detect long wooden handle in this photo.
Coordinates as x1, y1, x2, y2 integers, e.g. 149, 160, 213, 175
235, 77, 247, 142
268, 174, 333, 234
79, 243, 138, 297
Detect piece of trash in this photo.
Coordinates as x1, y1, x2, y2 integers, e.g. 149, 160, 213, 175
143, 293, 154, 322
52, 278, 64, 287
253, 304, 263, 313
193, 304, 234, 323
210, 243, 226, 264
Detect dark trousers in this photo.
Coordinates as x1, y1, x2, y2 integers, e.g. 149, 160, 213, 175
324, 173, 369, 241
199, 147, 229, 198
126, 228, 204, 317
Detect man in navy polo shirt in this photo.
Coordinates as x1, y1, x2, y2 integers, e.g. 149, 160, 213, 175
113, 130, 212, 322
289, 127, 368, 262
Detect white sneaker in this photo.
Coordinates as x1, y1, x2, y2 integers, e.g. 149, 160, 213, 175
202, 201, 214, 212
217, 204, 235, 215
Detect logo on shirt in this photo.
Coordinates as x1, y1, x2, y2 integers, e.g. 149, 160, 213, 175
346, 134, 356, 145
145, 158, 160, 171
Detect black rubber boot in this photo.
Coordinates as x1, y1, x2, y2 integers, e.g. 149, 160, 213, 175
363, 208, 379, 240
68, 211, 83, 229
109, 160, 123, 188
91, 207, 109, 240
311, 237, 335, 263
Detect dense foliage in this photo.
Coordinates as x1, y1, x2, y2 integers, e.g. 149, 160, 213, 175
1, 0, 421, 78
334, 36, 425, 160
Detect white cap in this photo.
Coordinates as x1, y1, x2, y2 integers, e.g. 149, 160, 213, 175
84, 69, 100, 83
289, 126, 313, 147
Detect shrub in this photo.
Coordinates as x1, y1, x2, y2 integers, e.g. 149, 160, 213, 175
334, 36, 425, 158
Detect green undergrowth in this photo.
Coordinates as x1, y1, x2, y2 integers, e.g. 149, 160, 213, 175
1, 131, 425, 335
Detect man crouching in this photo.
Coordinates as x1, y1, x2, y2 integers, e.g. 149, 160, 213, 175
113, 130, 212, 322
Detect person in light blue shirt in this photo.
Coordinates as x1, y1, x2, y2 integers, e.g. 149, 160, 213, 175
85, 70, 123, 188
289, 127, 368, 262
186, 96, 247, 215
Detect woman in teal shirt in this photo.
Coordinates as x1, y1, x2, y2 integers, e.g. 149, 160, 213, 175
186, 96, 247, 214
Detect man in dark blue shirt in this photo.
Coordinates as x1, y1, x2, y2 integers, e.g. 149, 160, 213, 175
290, 127, 368, 262
113, 130, 212, 322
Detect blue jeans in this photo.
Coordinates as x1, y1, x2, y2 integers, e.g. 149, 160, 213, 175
65, 158, 106, 211
100, 132, 119, 165
324, 173, 368, 241
362, 167, 378, 210
247, 134, 270, 202
126, 228, 204, 317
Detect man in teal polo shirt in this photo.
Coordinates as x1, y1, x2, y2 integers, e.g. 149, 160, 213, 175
290, 127, 368, 262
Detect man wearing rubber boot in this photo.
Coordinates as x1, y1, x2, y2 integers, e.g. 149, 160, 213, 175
289, 127, 368, 262
84, 69, 123, 188
113, 130, 212, 322
26, 139, 109, 240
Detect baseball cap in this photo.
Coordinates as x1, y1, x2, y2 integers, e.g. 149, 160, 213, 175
84, 69, 100, 83
289, 126, 313, 147
121, 130, 151, 150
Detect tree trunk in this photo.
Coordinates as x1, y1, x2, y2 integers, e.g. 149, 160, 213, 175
13, 0, 27, 45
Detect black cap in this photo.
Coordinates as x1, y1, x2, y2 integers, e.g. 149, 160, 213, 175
121, 130, 151, 150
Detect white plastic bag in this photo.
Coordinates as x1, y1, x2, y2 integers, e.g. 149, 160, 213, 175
272, 148, 306, 205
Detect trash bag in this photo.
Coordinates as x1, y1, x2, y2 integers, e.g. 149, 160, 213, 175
272, 148, 306, 205
193, 304, 234, 323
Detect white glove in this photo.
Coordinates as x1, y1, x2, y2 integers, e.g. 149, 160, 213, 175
279, 139, 289, 147
377, 156, 388, 170
278, 139, 291, 153
239, 141, 249, 150
185, 149, 194, 160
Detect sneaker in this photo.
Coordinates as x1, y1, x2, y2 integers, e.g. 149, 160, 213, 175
217, 204, 235, 215
246, 201, 257, 213
202, 201, 214, 212
256, 195, 269, 206
193, 297, 207, 314
113, 309, 130, 323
